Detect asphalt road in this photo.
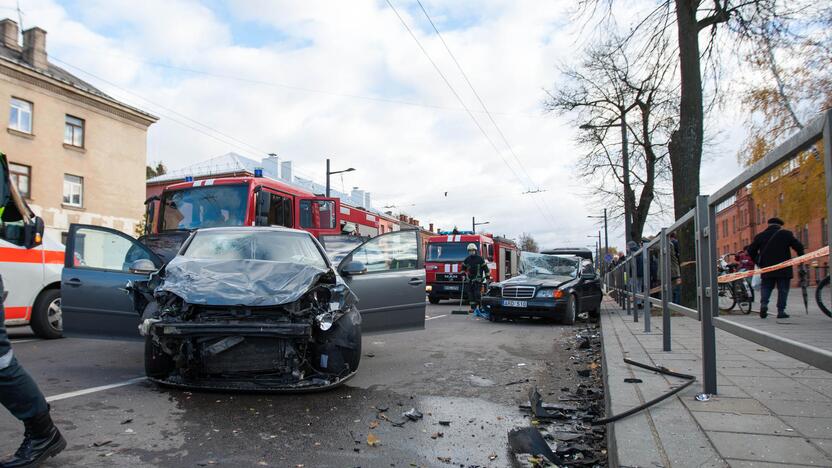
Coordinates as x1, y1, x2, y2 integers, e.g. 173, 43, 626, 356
0, 304, 588, 467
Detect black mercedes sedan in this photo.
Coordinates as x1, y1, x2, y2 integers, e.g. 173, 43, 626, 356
481, 253, 602, 324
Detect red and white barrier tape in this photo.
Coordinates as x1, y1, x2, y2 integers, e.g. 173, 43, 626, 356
717, 246, 829, 283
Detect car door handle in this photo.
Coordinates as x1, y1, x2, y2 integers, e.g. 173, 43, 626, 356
408, 278, 424, 286
64, 278, 82, 287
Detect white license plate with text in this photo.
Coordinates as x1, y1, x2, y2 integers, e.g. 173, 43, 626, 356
502, 300, 527, 308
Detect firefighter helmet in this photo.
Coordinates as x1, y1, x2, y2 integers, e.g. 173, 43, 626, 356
342, 223, 357, 233
467, 243, 477, 252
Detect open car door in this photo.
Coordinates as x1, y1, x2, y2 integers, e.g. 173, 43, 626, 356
338, 230, 425, 333
61, 224, 163, 340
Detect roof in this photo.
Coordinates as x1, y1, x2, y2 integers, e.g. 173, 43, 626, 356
0, 43, 157, 122
147, 152, 266, 184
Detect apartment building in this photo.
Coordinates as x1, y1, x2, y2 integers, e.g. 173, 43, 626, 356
0, 18, 157, 241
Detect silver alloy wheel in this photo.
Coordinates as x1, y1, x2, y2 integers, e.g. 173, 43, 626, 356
47, 297, 62, 332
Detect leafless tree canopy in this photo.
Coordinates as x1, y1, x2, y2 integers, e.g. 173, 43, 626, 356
545, 35, 676, 242
518, 232, 540, 253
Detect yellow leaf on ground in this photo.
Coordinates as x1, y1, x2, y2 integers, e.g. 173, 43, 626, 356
367, 433, 380, 446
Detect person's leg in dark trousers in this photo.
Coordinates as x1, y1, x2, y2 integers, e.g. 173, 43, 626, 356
0, 277, 65, 467
759, 277, 776, 318
775, 277, 791, 318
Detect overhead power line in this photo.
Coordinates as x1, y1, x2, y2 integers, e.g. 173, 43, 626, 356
398, 0, 559, 230
383, 0, 529, 190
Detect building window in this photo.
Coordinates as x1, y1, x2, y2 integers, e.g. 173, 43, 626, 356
62, 174, 83, 207
9, 163, 31, 199
9, 97, 32, 133
64, 115, 84, 147
803, 224, 809, 247
823, 218, 828, 246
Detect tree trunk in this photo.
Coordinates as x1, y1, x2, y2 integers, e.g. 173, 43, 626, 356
670, 0, 705, 307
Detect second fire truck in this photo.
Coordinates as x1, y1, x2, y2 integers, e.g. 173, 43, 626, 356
425, 232, 519, 304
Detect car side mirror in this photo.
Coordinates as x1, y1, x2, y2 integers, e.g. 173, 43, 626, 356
129, 258, 157, 275
340, 260, 367, 276
23, 216, 44, 249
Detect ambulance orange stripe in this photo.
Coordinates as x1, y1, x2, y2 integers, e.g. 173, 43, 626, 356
0, 247, 64, 264
4, 306, 30, 320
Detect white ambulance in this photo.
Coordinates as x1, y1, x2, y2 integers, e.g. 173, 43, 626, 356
0, 155, 59, 338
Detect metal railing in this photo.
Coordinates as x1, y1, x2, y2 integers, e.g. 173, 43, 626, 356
603, 109, 832, 394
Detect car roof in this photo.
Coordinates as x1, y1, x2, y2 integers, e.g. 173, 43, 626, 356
195, 226, 310, 235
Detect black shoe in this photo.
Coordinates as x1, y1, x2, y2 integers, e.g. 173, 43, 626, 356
777, 313, 790, 319
759, 306, 768, 319
0, 412, 66, 467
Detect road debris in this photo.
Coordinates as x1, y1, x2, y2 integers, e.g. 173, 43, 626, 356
366, 433, 380, 446
511, 325, 608, 466
403, 408, 423, 421
508, 427, 562, 465
624, 378, 643, 383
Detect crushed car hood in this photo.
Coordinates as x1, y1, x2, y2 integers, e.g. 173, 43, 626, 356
158, 256, 332, 306
499, 274, 574, 289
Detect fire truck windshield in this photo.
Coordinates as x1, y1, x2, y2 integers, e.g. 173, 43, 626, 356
426, 242, 478, 262
160, 185, 248, 231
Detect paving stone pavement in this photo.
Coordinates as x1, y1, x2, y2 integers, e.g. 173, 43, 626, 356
601, 297, 832, 468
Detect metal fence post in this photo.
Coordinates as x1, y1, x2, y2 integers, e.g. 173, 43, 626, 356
643, 245, 651, 333
631, 258, 639, 322
823, 110, 832, 308
660, 228, 671, 351
626, 260, 633, 316
695, 195, 718, 395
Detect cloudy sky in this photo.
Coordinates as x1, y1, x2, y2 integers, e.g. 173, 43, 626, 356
7, 0, 748, 251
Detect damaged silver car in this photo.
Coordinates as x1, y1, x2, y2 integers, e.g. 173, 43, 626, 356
60, 225, 425, 392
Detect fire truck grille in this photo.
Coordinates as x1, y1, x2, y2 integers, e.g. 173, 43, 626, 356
501, 286, 535, 299
436, 273, 464, 282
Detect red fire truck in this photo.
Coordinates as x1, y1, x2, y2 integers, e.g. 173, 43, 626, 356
425, 232, 519, 304
145, 175, 382, 240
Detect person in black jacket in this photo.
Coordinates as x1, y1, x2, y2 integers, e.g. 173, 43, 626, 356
462, 243, 489, 312
746, 217, 805, 319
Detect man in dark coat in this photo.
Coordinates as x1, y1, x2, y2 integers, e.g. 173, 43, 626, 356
746, 217, 805, 319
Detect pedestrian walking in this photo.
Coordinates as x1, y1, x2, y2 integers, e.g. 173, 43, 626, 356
746, 217, 805, 319
0, 155, 66, 467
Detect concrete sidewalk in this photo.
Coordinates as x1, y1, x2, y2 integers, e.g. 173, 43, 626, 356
601, 297, 832, 467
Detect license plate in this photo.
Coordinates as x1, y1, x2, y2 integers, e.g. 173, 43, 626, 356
502, 299, 527, 308
445, 285, 459, 291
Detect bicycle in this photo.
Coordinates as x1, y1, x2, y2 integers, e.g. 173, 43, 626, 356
717, 255, 754, 314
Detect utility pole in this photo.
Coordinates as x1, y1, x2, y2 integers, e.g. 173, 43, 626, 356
325, 158, 355, 198
472, 217, 490, 233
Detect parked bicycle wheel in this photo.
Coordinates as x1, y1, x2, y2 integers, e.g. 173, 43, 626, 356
817, 276, 831, 318
733, 280, 753, 314
718, 282, 736, 312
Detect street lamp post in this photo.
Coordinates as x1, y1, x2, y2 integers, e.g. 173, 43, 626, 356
325, 158, 356, 198
588, 209, 610, 272
580, 113, 631, 245
472, 217, 490, 233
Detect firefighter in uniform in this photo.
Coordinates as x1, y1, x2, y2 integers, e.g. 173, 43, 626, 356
462, 243, 489, 312
0, 155, 66, 467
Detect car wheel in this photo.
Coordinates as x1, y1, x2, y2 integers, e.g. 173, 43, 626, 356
31, 289, 63, 339
428, 296, 441, 304
562, 294, 576, 325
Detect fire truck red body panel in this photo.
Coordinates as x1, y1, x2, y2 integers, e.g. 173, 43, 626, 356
425, 233, 519, 303
151, 176, 380, 238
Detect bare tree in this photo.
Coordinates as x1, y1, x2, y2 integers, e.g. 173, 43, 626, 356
518, 233, 539, 252
546, 35, 676, 242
